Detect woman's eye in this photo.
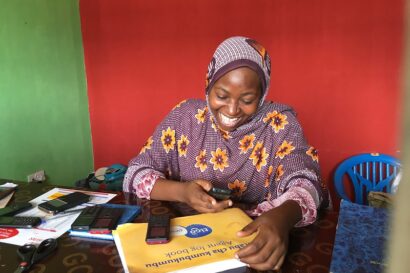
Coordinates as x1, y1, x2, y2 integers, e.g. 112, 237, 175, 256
241, 99, 254, 105
217, 95, 227, 100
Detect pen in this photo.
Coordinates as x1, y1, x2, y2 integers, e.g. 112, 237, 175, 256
61, 207, 87, 214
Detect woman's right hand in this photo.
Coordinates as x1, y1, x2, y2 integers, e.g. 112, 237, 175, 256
181, 179, 232, 213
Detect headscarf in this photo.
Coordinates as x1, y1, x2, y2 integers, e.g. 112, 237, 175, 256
205, 36, 271, 106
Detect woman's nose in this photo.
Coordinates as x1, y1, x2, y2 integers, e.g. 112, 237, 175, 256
227, 101, 240, 115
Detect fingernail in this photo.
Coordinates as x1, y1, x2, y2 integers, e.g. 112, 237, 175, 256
234, 254, 239, 259
228, 200, 233, 206
212, 200, 216, 205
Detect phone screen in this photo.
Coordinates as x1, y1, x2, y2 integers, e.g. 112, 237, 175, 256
47, 199, 68, 207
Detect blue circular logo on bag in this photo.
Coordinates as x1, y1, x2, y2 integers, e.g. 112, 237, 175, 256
185, 224, 212, 238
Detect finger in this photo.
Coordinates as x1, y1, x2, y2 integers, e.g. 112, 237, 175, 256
208, 199, 232, 212
245, 247, 282, 271
235, 237, 267, 260
245, 240, 287, 271
273, 254, 286, 271
224, 199, 233, 208
194, 180, 213, 191
236, 221, 258, 237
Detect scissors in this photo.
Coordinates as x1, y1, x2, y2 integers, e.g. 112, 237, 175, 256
14, 238, 58, 273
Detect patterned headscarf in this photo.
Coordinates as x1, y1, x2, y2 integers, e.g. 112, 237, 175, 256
205, 36, 271, 106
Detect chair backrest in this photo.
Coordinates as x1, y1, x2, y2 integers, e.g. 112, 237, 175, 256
334, 153, 401, 204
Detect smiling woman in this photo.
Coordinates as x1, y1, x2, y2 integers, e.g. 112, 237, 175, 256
208, 67, 261, 132
123, 36, 329, 271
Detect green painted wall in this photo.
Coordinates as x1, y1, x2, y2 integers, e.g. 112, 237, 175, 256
0, 0, 94, 186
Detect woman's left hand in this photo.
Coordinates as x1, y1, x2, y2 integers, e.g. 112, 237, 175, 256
235, 201, 302, 271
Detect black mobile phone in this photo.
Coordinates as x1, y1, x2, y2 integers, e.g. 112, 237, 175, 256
89, 207, 124, 233
38, 191, 90, 215
71, 206, 102, 231
145, 214, 170, 245
0, 202, 33, 217
208, 187, 232, 200
0, 216, 41, 228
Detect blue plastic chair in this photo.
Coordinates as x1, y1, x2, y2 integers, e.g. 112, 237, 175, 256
334, 153, 401, 204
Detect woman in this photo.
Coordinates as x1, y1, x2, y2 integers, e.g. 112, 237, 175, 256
123, 36, 328, 270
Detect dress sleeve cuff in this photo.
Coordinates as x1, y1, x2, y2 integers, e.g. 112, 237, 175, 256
123, 166, 164, 199
247, 183, 319, 227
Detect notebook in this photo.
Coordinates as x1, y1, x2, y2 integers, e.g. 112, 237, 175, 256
330, 200, 390, 273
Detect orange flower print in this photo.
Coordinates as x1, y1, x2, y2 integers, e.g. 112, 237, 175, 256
219, 128, 231, 140
210, 116, 231, 139
275, 140, 295, 159
249, 141, 269, 172
264, 165, 274, 187
275, 164, 284, 182
195, 150, 207, 172
195, 107, 208, 123
263, 111, 288, 133
172, 100, 187, 110
210, 148, 229, 171
306, 146, 319, 162
161, 127, 176, 153
177, 135, 190, 157
239, 134, 255, 154
139, 136, 153, 154
211, 121, 218, 132
228, 179, 247, 197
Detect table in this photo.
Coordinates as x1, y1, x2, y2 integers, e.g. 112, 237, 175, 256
0, 180, 339, 273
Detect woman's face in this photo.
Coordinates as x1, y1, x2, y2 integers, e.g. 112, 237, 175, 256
208, 67, 262, 132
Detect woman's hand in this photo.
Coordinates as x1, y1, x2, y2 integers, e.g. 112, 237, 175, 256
181, 179, 232, 213
235, 201, 302, 271
150, 178, 232, 213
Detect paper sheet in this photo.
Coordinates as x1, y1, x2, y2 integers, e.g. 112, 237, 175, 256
0, 183, 18, 208
0, 187, 116, 246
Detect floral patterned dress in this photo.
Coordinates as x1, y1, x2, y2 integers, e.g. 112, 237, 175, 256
123, 99, 328, 226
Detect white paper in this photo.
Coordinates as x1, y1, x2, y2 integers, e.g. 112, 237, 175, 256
0, 183, 18, 208
0, 188, 116, 246
113, 230, 130, 273
167, 259, 247, 273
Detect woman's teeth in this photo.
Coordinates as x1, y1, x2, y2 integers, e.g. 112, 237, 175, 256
220, 113, 240, 127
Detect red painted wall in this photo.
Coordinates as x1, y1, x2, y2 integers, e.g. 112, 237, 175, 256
79, 0, 404, 200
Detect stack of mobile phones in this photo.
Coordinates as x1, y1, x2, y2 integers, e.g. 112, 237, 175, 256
0, 202, 40, 228
38, 191, 91, 215
71, 205, 124, 234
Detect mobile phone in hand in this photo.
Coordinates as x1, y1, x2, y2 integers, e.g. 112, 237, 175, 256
145, 214, 170, 245
208, 187, 232, 200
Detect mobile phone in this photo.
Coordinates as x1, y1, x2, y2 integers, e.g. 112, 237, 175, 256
71, 206, 102, 231
0, 216, 41, 228
145, 214, 170, 245
208, 187, 232, 200
89, 207, 124, 233
38, 191, 90, 215
0, 202, 33, 217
